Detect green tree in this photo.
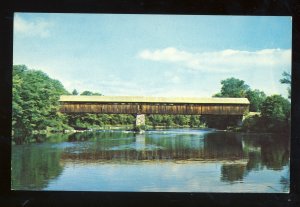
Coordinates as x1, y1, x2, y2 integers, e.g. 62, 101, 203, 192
241, 94, 291, 133
162, 115, 174, 127
241, 114, 262, 132
258, 95, 290, 133
214, 77, 249, 98
174, 115, 190, 126
125, 114, 135, 125
280, 71, 291, 99
189, 115, 201, 127
12, 65, 70, 142
80, 91, 102, 96
72, 89, 78, 95
245, 89, 266, 112
147, 115, 162, 127
260, 95, 290, 121
214, 77, 267, 112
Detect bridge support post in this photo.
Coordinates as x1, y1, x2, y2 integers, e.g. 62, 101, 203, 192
135, 114, 145, 132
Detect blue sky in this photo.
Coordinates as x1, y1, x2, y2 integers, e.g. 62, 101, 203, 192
13, 13, 292, 98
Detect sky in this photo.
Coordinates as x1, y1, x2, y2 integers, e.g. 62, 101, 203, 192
13, 13, 292, 98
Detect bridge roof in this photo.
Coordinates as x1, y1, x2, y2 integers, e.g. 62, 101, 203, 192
59, 96, 250, 105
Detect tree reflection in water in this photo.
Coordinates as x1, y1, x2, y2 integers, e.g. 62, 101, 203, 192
11, 129, 290, 191
220, 133, 290, 184
221, 164, 247, 183
12, 144, 64, 190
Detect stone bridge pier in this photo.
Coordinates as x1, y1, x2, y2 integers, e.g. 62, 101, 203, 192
135, 114, 146, 129
135, 114, 145, 126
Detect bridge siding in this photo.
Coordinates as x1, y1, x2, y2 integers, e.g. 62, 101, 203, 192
60, 102, 249, 115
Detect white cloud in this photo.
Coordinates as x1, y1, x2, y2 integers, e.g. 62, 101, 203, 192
138, 47, 291, 72
14, 14, 53, 38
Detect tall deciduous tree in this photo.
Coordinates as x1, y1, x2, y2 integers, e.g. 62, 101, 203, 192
258, 95, 291, 133
260, 95, 290, 121
245, 89, 266, 112
214, 77, 266, 112
213, 77, 249, 98
12, 65, 70, 142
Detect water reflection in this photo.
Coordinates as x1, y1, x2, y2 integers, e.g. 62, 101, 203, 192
11, 129, 290, 191
221, 164, 247, 183
12, 144, 63, 190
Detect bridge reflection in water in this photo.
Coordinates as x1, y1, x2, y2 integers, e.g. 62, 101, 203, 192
60, 130, 289, 170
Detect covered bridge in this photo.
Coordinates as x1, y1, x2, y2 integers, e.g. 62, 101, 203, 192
59, 96, 249, 115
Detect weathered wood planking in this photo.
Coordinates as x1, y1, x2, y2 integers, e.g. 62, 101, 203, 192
60, 102, 249, 115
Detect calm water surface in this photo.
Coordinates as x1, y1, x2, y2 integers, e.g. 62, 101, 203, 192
12, 129, 290, 192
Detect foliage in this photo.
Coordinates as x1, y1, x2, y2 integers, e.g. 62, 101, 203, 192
12, 64, 291, 138
133, 124, 147, 132
241, 95, 290, 133
67, 113, 135, 129
173, 115, 190, 126
80, 91, 102, 96
241, 115, 263, 132
245, 89, 266, 112
260, 95, 290, 133
280, 71, 291, 84
12, 65, 71, 143
214, 77, 266, 112
260, 95, 290, 121
69, 113, 206, 130
280, 71, 291, 99
72, 89, 78, 95
145, 114, 205, 128
213, 77, 249, 98
213, 76, 290, 132
189, 115, 201, 127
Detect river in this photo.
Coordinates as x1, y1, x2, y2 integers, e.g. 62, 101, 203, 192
11, 128, 290, 192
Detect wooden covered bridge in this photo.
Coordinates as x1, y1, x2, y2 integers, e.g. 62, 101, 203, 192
59, 96, 250, 126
